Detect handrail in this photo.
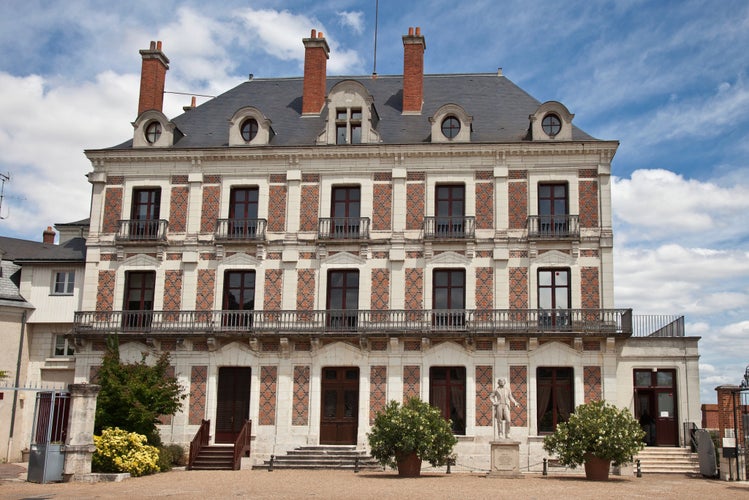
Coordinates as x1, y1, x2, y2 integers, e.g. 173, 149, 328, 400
526, 214, 580, 238
215, 218, 267, 241
115, 219, 168, 242
423, 216, 476, 239
317, 217, 370, 240
188, 419, 210, 470
684, 421, 698, 452
233, 419, 252, 470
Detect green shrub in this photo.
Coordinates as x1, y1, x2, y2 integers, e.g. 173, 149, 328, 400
93, 427, 160, 477
157, 444, 187, 471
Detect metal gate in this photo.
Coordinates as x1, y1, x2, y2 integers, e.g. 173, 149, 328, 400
27, 391, 71, 483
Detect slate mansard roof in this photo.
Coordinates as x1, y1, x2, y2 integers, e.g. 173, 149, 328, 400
110, 73, 599, 151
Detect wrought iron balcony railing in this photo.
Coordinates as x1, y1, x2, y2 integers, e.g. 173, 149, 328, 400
73, 308, 632, 337
318, 217, 370, 240
423, 216, 476, 239
115, 219, 168, 242
526, 215, 580, 238
215, 218, 267, 241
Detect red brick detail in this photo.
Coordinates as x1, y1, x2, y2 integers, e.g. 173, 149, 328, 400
295, 341, 311, 351
158, 365, 175, 424
160, 340, 176, 351
102, 187, 123, 233
583, 340, 601, 351
509, 250, 528, 259
581, 267, 600, 309
302, 173, 320, 183
581, 249, 599, 258
189, 366, 207, 425
200, 185, 220, 233
302, 33, 329, 114
97, 271, 116, 311
371, 340, 388, 351
266, 252, 282, 260
107, 176, 124, 185
475, 182, 494, 229
196, 270, 215, 311
192, 341, 209, 351
203, 175, 221, 184
406, 171, 425, 181
370, 366, 387, 424
404, 268, 423, 311
269, 174, 286, 184
579, 180, 599, 228
100, 254, 116, 261
404, 340, 421, 351
403, 365, 420, 402
371, 269, 390, 312
299, 184, 319, 231
716, 387, 745, 441
406, 251, 423, 259
509, 170, 527, 180
292, 365, 310, 426
508, 181, 527, 229
476, 340, 493, 350
259, 366, 278, 425
138, 42, 168, 114
579, 169, 598, 178
475, 170, 493, 180
509, 267, 528, 309
475, 267, 494, 310
169, 186, 189, 232
406, 183, 424, 230
475, 366, 494, 426
92, 341, 106, 352
263, 269, 283, 311
510, 365, 527, 426
296, 269, 316, 311
163, 270, 183, 315
267, 184, 287, 233
374, 172, 392, 181
509, 340, 527, 351
584, 366, 602, 403
171, 175, 188, 184
262, 342, 278, 352
372, 183, 392, 230
402, 30, 425, 113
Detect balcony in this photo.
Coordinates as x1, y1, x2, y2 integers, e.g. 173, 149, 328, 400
526, 215, 579, 239
317, 217, 370, 240
116, 219, 168, 242
73, 308, 633, 338
423, 216, 476, 239
215, 218, 267, 241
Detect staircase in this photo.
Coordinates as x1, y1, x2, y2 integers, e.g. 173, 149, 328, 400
255, 446, 382, 470
190, 445, 235, 470
635, 447, 700, 475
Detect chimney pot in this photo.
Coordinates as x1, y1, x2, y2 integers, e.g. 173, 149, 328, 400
150, 40, 156, 50
408, 27, 414, 35
318, 31, 324, 38
415, 27, 421, 36
311, 29, 316, 38
43, 226, 55, 245
157, 40, 162, 50
402, 27, 426, 114
302, 29, 330, 115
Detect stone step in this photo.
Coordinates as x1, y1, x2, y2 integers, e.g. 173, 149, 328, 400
190, 445, 235, 471
254, 446, 382, 471
635, 447, 700, 475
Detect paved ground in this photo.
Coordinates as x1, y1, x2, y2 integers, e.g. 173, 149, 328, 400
1, 463, 749, 499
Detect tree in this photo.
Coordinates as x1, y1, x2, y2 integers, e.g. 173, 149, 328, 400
95, 337, 185, 445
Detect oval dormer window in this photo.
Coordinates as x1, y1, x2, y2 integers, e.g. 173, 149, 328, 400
145, 121, 162, 144
541, 113, 561, 137
241, 118, 259, 142
441, 116, 461, 139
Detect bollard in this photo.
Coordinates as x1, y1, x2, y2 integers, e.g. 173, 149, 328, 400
268, 454, 275, 472
446, 457, 452, 474
636, 459, 641, 478
542, 458, 548, 476
354, 455, 360, 473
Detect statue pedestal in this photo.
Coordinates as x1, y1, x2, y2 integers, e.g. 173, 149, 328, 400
487, 440, 523, 478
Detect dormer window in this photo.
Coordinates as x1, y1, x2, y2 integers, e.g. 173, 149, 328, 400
541, 113, 561, 137
145, 121, 162, 144
441, 116, 461, 139
429, 104, 472, 143
229, 107, 273, 146
336, 108, 362, 144
132, 110, 175, 148
318, 81, 380, 145
241, 118, 259, 142
530, 102, 575, 141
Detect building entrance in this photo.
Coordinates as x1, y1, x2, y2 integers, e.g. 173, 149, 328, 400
320, 367, 359, 445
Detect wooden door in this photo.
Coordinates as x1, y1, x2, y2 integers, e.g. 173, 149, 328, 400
320, 367, 359, 445
634, 369, 678, 446
215, 367, 251, 443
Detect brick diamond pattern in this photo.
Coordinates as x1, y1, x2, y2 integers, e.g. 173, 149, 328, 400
296, 269, 316, 315
509, 340, 527, 351
475, 170, 493, 180
508, 181, 527, 229
581, 267, 600, 309
171, 175, 188, 184
475, 182, 494, 229
475, 267, 494, 311
403, 365, 420, 402
370, 366, 387, 424
259, 366, 278, 425
373, 172, 392, 181
406, 183, 424, 230
372, 183, 392, 230
263, 269, 283, 311
107, 176, 124, 185
579, 180, 599, 228
158, 366, 176, 424
509, 267, 528, 309
96, 271, 116, 312
370, 269, 390, 315
510, 365, 527, 426
196, 270, 215, 311
509, 170, 527, 180
200, 185, 220, 233
475, 366, 493, 426
268, 184, 287, 232
169, 186, 189, 232
163, 270, 183, 316
292, 365, 310, 425
579, 169, 597, 178
189, 366, 207, 425
404, 268, 423, 312
102, 187, 123, 233
583, 340, 601, 351
299, 184, 319, 231
584, 366, 602, 403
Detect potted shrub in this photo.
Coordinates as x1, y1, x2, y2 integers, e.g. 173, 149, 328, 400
368, 397, 457, 477
542, 400, 645, 480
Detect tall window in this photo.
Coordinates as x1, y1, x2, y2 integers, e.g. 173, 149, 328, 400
433, 269, 465, 327
537, 367, 574, 433
52, 271, 75, 295
54, 335, 74, 357
430, 366, 466, 435
229, 187, 259, 236
123, 271, 155, 329
435, 184, 465, 237
538, 183, 568, 236
538, 268, 570, 327
223, 270, 256, 328
130, 188, 161, 238
327, 270, 359, 329
331, 186, 361, 238
335, 108, 362, 145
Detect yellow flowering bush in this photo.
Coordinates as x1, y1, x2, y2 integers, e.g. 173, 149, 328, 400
93, 427, 160, 476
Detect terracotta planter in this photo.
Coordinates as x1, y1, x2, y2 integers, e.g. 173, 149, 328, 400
396, 452, 422, 477
584, 454, 611, 481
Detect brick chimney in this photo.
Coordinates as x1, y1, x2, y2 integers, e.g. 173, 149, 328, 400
402, 27, 426, 114
43, 226, 55, 245
302, 30, 330, 115
138, 40, 170, 116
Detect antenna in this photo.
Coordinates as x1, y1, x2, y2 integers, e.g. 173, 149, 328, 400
0, 173, 9, 220
372, 0, 379, 77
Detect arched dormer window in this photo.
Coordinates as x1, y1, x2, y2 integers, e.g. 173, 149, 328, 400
132, 110, 177, 148
229, 107, 273, 146
429, 104, 472, 143
529, 101, 574, 141
317, 80, 380, 145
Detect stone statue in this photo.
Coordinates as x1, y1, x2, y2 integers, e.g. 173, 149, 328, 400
490, 378, 519, 440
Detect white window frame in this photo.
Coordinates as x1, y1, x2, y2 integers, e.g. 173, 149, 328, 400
54, 334, 75, 357
52, 270, 75, 295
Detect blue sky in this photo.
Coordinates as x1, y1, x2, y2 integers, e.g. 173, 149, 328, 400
0, 0, 747, 404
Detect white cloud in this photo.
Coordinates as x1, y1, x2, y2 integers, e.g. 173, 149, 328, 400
337, 11, 365, 35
